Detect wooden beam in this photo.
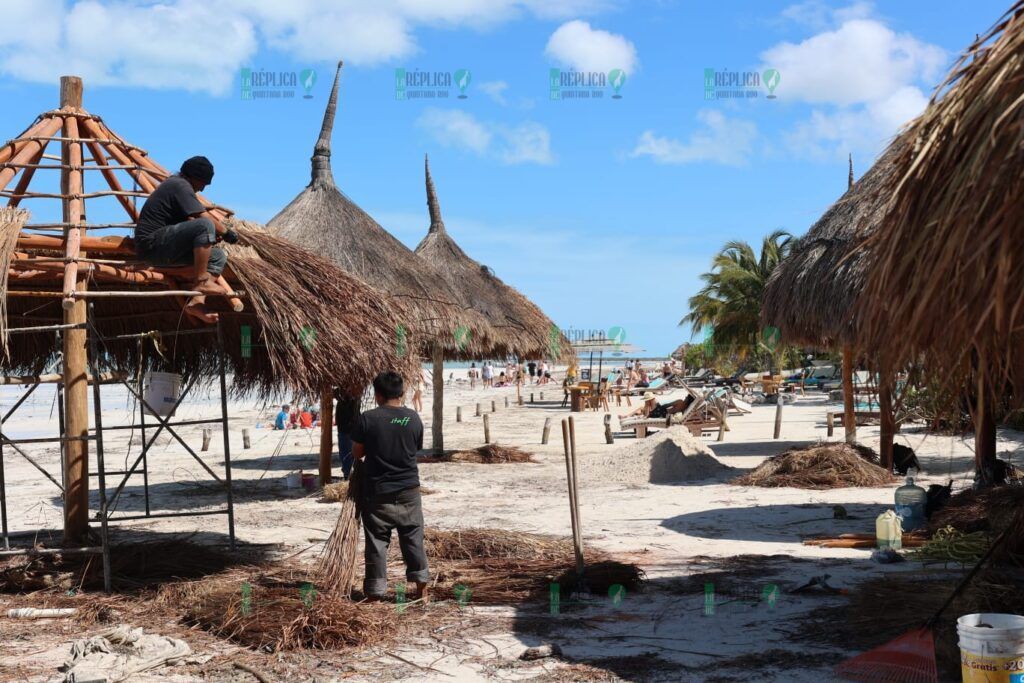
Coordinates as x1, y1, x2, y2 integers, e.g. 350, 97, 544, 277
319, 386, 333, 486
842, 345, 857, 444
431, 344, 444, 453
0, 116, 55, 167
0, 117, 63, 194
8, 144, 47, 208
59, 75, 89, 543
17, 233, 134, 254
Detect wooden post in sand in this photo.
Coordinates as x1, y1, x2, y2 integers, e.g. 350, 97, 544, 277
773, 398, 784, 439
456, 406, 462, 423
319, 386, 333, 486
491, 400, 497, 413
59, 76, 89, 542
475, 402, 481, 417
504, 396, 509, 409
542, 417, 552, 444
483, 414, 491, 444
531, 393, 535, 403
201, 429, 212, 451
242, 429, 251, 449
842, 345, 857, 444
518, 394, 524, 406
604, 414, 614, 444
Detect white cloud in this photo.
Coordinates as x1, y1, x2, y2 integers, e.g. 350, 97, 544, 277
545, 20, 638, 75
763, 3, 945, 161
631, 110, 757, 167
479, 80, 509, 105
0, 0, 613, 95
417, 108, 554, 165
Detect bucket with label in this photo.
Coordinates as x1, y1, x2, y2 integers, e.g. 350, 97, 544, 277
957, 613, 1024, 682
143, 372, 181, 417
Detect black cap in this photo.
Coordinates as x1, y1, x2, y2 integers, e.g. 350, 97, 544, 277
180, 156, 214, 184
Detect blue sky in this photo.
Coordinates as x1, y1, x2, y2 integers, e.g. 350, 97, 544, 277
0, 0, 1009, 355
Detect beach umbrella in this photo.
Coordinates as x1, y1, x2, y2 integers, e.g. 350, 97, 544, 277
267, 62, 491, 459
762, 144, 904, 465
415, 156, 571, 449
857, 1, 1024, 476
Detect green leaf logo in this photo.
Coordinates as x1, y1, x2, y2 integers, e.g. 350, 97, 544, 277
763, 68, 780, 98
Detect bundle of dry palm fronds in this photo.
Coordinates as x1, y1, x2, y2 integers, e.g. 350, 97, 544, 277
731, 442, 892, 489
316, 463, 363, 596
420, 444, 535, 464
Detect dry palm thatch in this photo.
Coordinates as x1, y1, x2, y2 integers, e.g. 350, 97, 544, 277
857, 2, 1024, 397
928, 484, 1024, 535
0, 207, 27, 358
315, 462, 363, 596
415, 156, 570, 361
266, 62, 488, 357
420, 444, 535, 464
762, 147, 902, 347
3, 222, 413, 399
731, 442, 893, 489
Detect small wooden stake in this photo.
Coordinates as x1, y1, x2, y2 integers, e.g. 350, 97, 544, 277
518, 394, 524, 406
773, 398, 784, 440
604, 414, 614, 444
491, 400, 497, 413
201, 429, 212, 452
542, 417, 552, 444
504, 396, 509, 408
475, 402, 481, 417
531, 393, 535, 403
540, 392, 544, 401
483, 414, 491, 444
826, 412, 835, 437
456, 406, 462, 423
242, 429, 251, 449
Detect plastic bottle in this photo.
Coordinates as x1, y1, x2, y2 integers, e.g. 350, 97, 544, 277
895, 477, 927, 532
876, 510, 903, 549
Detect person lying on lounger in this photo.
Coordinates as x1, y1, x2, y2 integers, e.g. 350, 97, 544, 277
619, 392, 694, 422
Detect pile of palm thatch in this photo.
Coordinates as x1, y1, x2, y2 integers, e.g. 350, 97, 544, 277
164, 567, 400, 652
421, 444, 535, 464
928, 485, 1024, 566
731, 442, 892, 489
801, 569, 1024, 680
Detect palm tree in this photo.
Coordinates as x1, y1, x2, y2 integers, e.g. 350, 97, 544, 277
682, 230, 793, 366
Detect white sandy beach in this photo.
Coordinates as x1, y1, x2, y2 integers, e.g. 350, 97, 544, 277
0, 363, 1016, 682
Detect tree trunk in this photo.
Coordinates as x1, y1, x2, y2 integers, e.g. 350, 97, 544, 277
842, 345, 857, 444
319, 386, 333, 486
431, 345, 444, 453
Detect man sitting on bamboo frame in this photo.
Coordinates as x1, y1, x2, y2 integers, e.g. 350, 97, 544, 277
134, 156, 239, 323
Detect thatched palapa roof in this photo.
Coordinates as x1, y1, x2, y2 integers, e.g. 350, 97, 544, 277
858, 1, 1024, 396
414, 156, 569, 361
267, 62, 487, 357
0, 83, 413, 399
762, 145, 901, 347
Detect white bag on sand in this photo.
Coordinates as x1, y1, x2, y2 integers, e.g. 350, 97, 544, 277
61, 624, 192, 683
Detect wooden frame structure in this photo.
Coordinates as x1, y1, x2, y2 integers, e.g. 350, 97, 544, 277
1, 76, 245, 542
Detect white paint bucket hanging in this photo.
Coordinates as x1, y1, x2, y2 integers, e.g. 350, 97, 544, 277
958, 613, 1024, 682
143, 371, 181, 417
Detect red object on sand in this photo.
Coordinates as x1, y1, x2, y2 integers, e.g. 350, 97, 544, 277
834, 627, 938, 683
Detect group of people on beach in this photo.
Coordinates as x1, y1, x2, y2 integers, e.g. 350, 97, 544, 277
466, 360, 552, 389
273, 404, 320, 430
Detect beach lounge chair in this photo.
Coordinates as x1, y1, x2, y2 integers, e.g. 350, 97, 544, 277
623, 376, 668, 396
705, 387, 751, 415
619, 390, 707, 439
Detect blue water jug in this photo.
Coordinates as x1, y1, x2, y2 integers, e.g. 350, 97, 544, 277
894, 477, 927, 532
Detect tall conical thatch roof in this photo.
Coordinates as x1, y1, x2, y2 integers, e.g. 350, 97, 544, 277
858, 1, 1024, 397
762, 144, 902, 347
267, 62, 484, 356
0, 81, 413, 399
414, 156, 569, 360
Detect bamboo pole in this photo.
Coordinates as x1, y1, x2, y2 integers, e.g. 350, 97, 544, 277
59, 76, 89, 542
84, 139, 139, 221
0, 116, 55, 168
0, 117, 63, 194
431, 345, 444, 453
17, 233, 133, 254
8, 145, 47, 208
842, 345, 857, 444
319, 386, 333, 486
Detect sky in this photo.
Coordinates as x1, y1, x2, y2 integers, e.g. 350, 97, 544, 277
0, 0, 1011, 356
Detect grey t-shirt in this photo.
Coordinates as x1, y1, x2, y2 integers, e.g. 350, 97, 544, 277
351, 405, 423, 496
135, 175, 205, 245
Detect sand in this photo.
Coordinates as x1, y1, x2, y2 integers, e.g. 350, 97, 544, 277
2, 365, 1023, 681
583, 428, 735, 485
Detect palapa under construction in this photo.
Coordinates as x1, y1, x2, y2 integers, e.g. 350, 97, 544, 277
267, 62, 489, 357
0, 79, 413, 399
761, 145, 902, 348
858, 0, 1024, 400
415, 156, 570, 362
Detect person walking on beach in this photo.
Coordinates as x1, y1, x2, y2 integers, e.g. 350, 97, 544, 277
411, 372, 424, 413
527, 360, 537, 383
352, 372, 430, 603
468, 363, 478, 389
482, 362, 493, 388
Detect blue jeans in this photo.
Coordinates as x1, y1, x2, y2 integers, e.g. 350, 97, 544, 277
337, 430, 353, 478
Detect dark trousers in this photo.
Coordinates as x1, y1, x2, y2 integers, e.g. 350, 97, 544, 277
137, 217, 227, 275
337, 428, 353, 478
361, 487, 429, 596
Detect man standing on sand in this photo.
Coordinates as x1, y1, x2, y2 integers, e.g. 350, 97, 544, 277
352, 372, 430, 603
134, 156, 239, 324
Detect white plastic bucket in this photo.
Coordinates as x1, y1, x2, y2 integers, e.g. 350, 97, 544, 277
143, 372, 181, 417
957, 613, 1024, 683
285, 472, 302, 489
